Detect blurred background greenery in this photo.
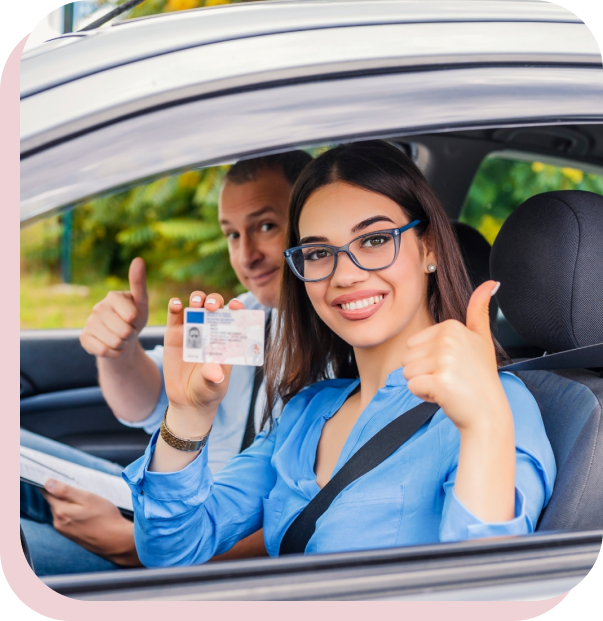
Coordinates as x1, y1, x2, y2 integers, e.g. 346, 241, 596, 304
22, 155, 602, 329
460, 157, 603, 244
21, 166, 238, 328
20, 1, 603, 329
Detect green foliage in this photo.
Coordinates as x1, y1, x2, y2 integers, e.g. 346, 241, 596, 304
20, 217, 62, 271
21, 166, 242, 298
460, 158, 603, 244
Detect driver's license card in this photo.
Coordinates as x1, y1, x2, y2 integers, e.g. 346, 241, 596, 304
183, 308, 265, 366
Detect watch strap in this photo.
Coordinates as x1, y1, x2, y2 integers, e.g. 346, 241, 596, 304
159, 406, 211, 452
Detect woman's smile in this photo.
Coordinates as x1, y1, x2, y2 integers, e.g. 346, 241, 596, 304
330, 289, 388, 321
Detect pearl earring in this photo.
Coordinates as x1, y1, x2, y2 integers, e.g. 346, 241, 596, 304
427, 263, 437, 273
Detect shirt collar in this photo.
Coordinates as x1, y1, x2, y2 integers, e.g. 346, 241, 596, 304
385, 367, 408, 387
324, 367, 407, 421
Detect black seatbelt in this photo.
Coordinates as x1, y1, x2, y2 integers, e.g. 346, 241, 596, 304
279, 401, 440, 556
240, 366, 264, 452
240, 312, 272, 452
503, 342, 603, 372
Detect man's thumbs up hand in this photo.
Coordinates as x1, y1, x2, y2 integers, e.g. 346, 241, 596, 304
80, 258, 150, 359
127, 257, 149, 333
401, 280, 509, 433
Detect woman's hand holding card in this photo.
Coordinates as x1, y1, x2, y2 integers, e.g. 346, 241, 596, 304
150, 292, 245, 472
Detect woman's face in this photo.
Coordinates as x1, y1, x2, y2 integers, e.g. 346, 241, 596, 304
298, 182, 436, 350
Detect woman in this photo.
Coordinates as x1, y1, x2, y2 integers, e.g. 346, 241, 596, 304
124, 141, 555, 566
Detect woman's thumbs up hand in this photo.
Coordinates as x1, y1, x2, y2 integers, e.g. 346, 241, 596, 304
401, 281, 517, 523
465, 280, 500, 342
401, 280, 510, 433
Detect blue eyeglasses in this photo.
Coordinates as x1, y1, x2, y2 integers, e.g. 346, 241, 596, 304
284, 220, 422, 282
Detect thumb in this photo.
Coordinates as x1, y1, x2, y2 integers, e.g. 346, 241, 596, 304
465, 280, 500, 339
201, 362, 230, 386
44, 479, 86, 503
128, 257, 148, 311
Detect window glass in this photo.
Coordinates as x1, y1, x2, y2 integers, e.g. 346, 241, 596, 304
21, 143, 324, 330
459, 154, 603, 244
20, 166, 241, 329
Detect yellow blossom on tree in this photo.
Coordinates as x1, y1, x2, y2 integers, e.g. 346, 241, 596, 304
165, 0, 201, 13
561, 167, 584, 184
179, 170, 201, 188
477, 214, 505, 245
532, 162, 545, 173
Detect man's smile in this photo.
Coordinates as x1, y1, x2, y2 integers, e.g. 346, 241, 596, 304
247, 266, 280, 286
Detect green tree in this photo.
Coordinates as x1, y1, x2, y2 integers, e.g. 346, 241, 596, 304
21, 166, 242, 298
71, 167, 241, 294
461, 158, 603, 244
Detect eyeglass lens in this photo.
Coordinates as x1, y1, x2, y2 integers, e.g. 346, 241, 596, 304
291, 232, 396, 281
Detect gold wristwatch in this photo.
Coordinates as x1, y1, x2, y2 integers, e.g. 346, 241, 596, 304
159, 406, 211, 452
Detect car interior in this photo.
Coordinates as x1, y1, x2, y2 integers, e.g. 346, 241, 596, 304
20, 124, 603, 553
491, 190, 603, 532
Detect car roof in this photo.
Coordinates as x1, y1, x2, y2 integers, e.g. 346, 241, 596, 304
20, 0, 585, 98
20, 0, 603, 225
20, 0, 600, 156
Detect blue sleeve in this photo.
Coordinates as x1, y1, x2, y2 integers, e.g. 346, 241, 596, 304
122, 426, 278, 568
439, 372, 556, 542
115, 345, 167, 435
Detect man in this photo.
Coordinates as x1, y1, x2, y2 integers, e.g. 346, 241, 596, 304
20, 151, 312, 575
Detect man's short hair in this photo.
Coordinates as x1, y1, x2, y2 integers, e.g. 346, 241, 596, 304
225, 151, 313, 187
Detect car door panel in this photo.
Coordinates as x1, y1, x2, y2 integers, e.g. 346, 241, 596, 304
20, 326, 165, 466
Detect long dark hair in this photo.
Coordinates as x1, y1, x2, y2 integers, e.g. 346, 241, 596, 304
264, 140, 506, 428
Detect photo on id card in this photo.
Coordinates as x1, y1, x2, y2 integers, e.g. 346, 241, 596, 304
183, 308, 265, 366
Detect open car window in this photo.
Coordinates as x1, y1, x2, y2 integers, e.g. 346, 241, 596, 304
20, 165, 241, 330
459, 152, 603, 244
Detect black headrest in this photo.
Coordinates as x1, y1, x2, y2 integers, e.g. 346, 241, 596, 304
452, 222, 492, 290
452, 222, 498, 322
491, 191, 603, 353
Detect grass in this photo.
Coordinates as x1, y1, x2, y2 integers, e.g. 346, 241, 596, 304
20, 271, 238, 330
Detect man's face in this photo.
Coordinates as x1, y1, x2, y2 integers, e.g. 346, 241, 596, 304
219, 167, 291, 308
187, 327, 201, 349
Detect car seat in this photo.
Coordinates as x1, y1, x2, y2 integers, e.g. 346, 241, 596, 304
490, 190, 603, 531
451, 221, 536, 356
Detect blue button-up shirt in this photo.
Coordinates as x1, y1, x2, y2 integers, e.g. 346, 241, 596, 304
123, 369, 556, 567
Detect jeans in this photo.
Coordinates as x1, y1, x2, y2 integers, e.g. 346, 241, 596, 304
20, 429, 124, 576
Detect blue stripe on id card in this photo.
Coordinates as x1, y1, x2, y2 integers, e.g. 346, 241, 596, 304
187, 310, 205, 324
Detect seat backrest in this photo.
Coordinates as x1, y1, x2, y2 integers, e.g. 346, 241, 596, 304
491, 190, 603, 531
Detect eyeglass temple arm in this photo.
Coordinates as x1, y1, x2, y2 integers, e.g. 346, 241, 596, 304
397, 219, 422, 234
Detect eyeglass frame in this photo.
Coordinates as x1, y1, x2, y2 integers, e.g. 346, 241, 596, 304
283, 219, 422, 283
